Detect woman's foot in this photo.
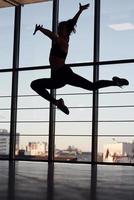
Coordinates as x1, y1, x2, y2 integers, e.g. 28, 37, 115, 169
112, 76, 129, 88
56, 98, 69, 115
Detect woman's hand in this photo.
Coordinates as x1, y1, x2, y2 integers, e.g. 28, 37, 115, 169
33, 24, 43, 35
79, 3, 90, 12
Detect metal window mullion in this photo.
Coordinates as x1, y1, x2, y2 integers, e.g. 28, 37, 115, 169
9, 6, 21, 161
91, 0, 100, 164
48, 0, 59, 162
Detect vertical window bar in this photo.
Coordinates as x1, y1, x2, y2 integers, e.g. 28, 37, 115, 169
48, 0, 59, 162
92, 0, 100, 163
9, 6, 21, 160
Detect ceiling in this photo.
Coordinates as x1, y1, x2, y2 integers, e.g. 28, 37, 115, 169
0, 0, 52, 8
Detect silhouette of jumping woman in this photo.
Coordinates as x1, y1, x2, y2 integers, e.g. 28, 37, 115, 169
31, 3, 129, 115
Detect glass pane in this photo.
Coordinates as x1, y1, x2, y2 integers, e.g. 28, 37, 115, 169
99, 107, 134, 121
99, 63, 132, 92
0, 72, 11, 157
98, 122, 134, 136
0, 161, 9, 199
99, 63, 134, 135
55, 136, 91, 162
100, 0, 134, 60
59, 0, 94, 63
98, 136, 134, 163
17, 69, 50, 155
55, 122, 92, 136
0, 7, 14, 68
19, 2, 53, 67
17, 109, 49, 122
56, 99, 92, 121
17, 123, 49, 136
0, 130, 10, 158
17, 69, 50, 128
0, 110, 10, 122
15, 135, 48, 160
0, 72, 11, 124
0, 72, 12, 96
18, 69, 50, 95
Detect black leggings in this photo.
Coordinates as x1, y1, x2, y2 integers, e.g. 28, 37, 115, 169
31, 66, 115, 105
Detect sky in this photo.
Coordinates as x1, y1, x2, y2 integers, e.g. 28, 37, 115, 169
0, 0, 134, 152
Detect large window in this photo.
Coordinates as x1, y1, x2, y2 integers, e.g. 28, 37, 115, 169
0, 0, 134, 165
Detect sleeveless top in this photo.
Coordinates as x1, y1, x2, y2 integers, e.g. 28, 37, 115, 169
50, 42, 67, 60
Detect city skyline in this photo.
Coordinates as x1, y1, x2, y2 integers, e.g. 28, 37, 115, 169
1, 127, 134, 163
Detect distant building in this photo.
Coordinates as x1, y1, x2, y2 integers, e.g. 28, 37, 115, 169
26, 142, 47, 156
55, 150, 77, 161
0, 129, 20, 155
77, 152, 91, 161
103, 142, 134, 163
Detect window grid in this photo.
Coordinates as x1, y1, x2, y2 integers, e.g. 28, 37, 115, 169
0, 0, 134, 165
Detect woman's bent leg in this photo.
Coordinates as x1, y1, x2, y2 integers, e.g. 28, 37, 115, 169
30, 78, 69, 114
31, 78, 59, 105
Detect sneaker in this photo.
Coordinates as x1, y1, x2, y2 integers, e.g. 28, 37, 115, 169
57, 98, 69, 115
112, 76, 129, 87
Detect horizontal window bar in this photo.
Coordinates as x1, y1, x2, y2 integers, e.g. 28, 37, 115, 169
1, 134, 133, 137
0, 58, 134, 72
1, 104, 134, 111
99, 91, 134, 95
54, 134, 134, 137
1, 120, 134, 123
15, 120, 134, 123
95, 162, 134, 166
18, 90, 134, 96
18, 105, 134, 109
1, 105, 134, 110
19, 134, 91, 137
0, 90, 134, 99
98, 135, 134, 137
98, 120, 134, 122
17, 93, 92, 97
13, 134, 49, 136
0, 96, 11, 98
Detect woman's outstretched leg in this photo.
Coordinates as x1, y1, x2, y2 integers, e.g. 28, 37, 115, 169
30, 78, 69, 115
68, 71, 129, 91
94, 76, 129, 90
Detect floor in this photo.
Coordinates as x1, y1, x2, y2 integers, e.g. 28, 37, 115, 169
0, 161, 134, 200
